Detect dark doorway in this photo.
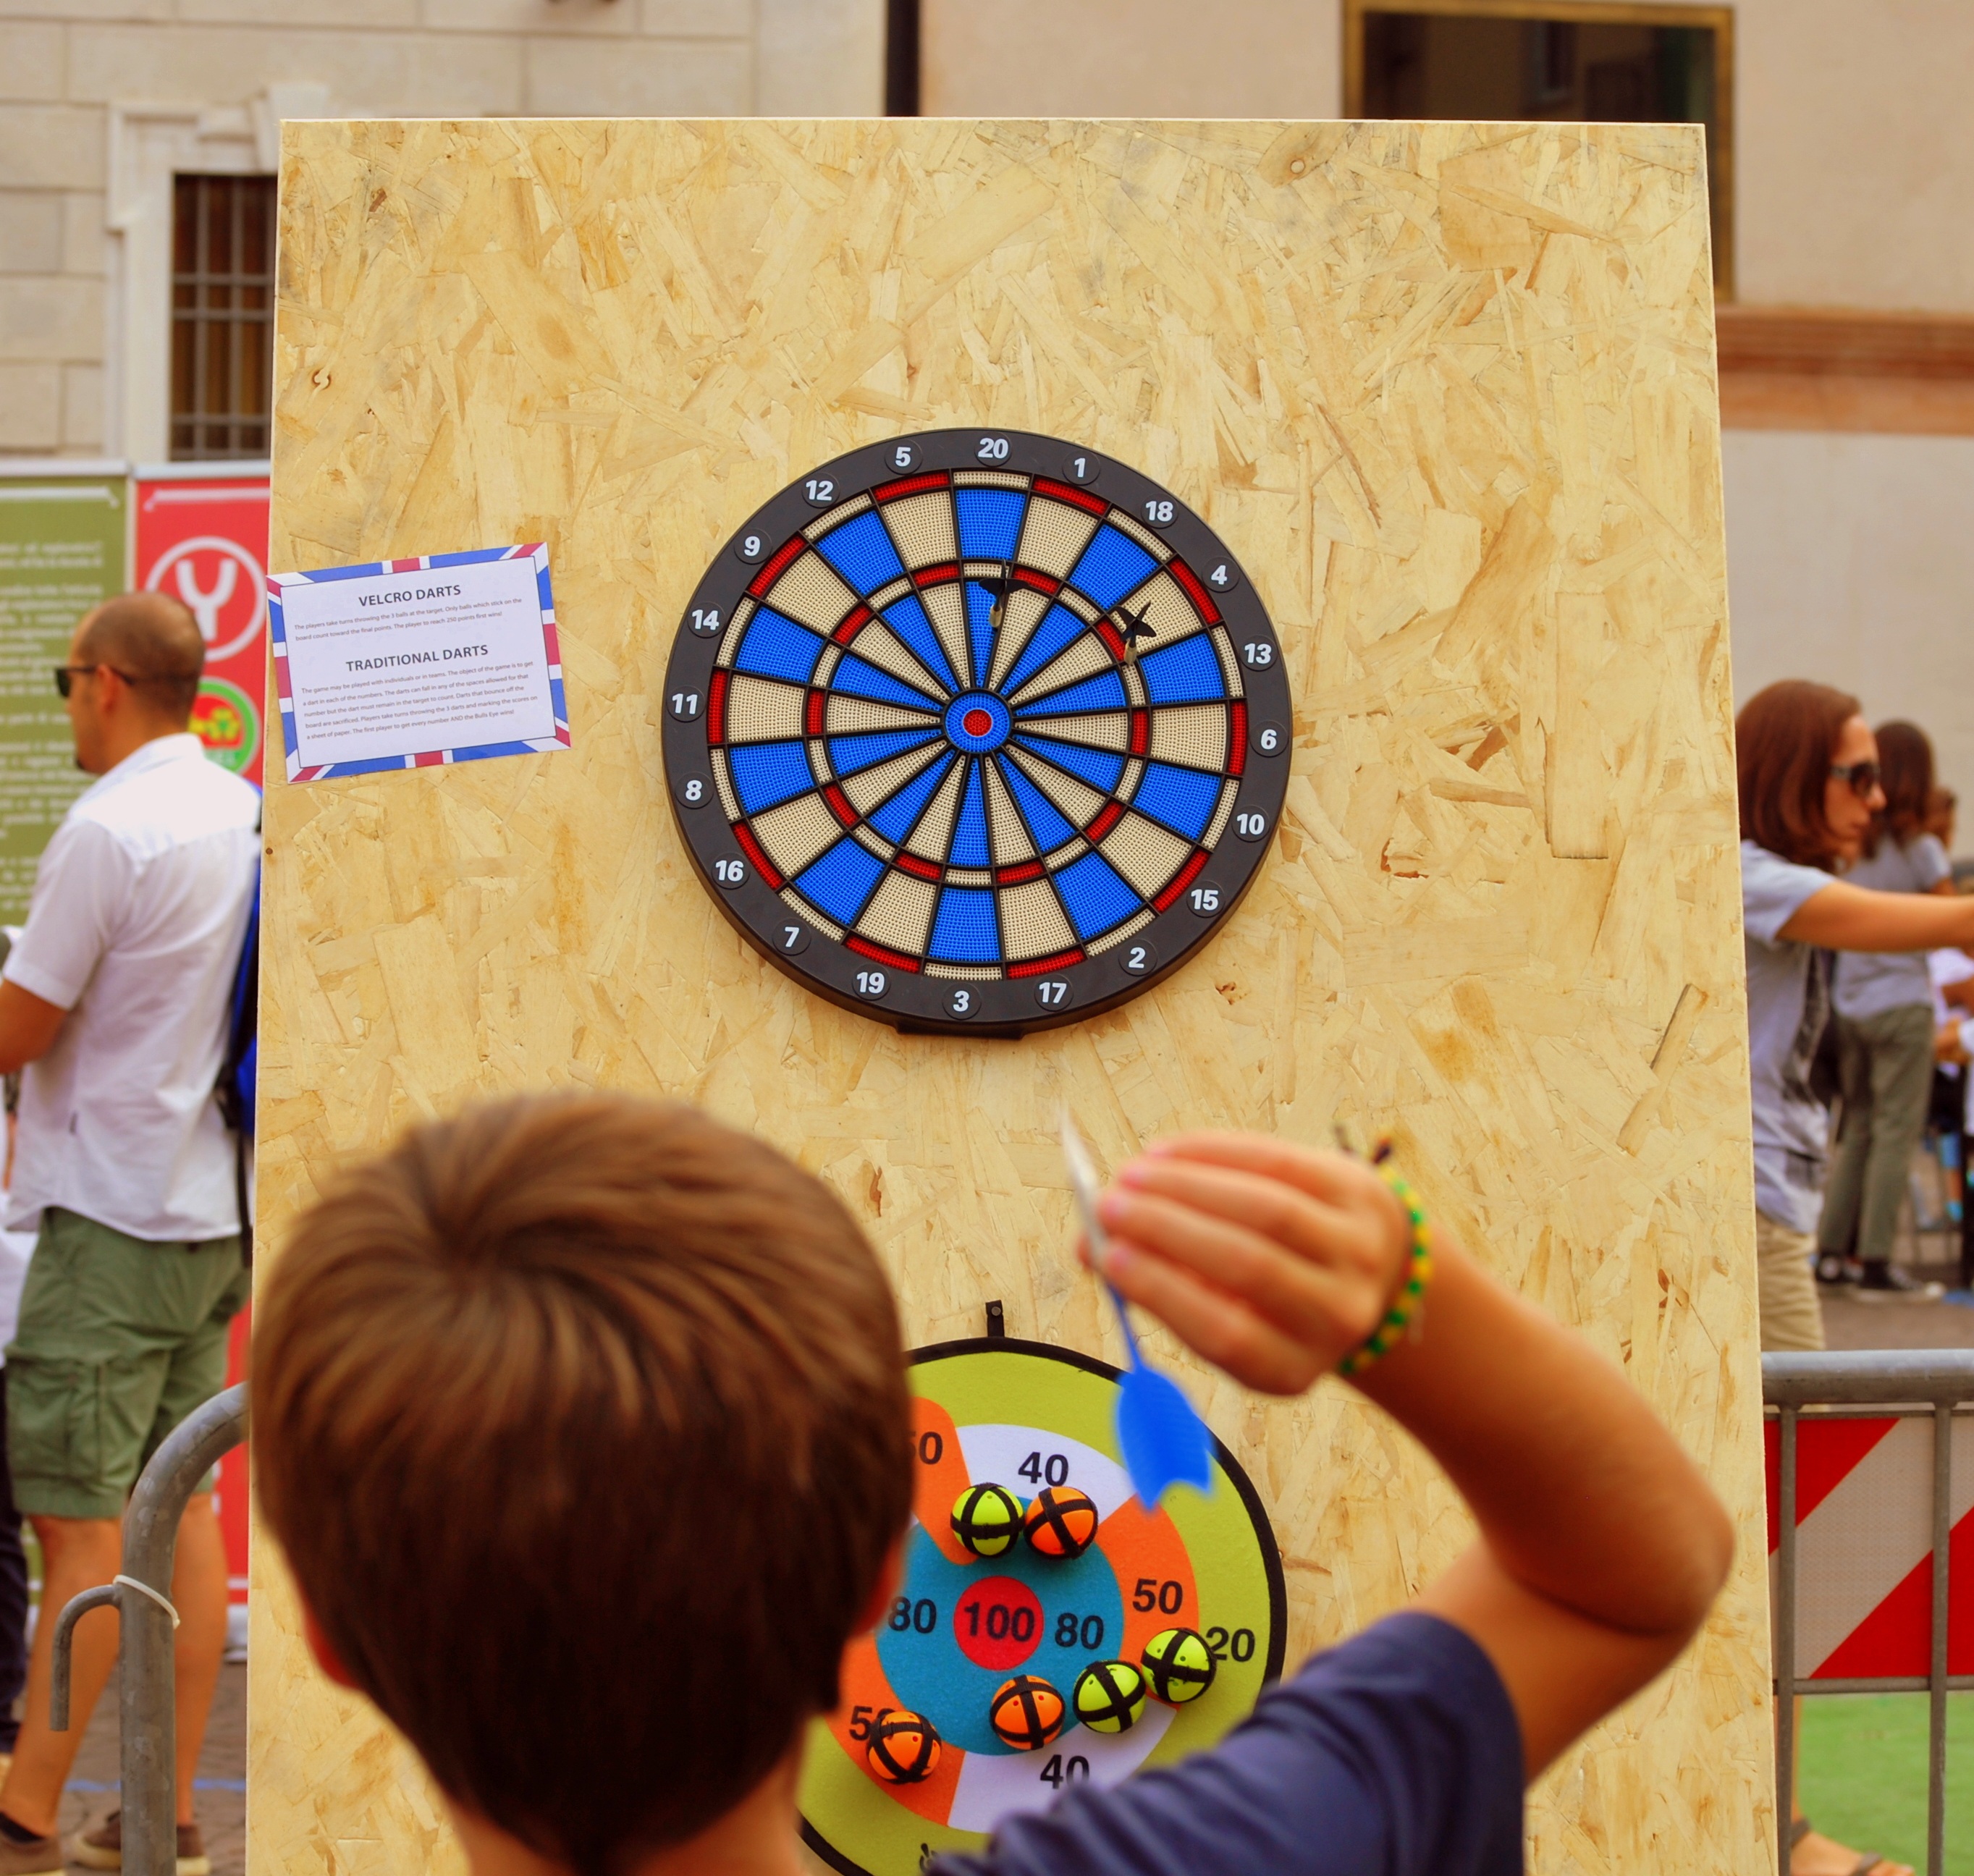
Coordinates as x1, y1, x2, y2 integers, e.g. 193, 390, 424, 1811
1349, 4, 1732, 291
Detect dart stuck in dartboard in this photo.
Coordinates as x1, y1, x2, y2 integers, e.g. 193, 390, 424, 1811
661, 428, 1291, 1034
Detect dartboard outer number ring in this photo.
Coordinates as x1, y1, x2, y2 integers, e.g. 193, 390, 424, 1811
662, 429, 1291, 1036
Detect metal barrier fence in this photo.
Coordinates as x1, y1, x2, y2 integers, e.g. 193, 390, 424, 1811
48, 1385, 248, 1876
22, 1359, 1965, 1876
1766, 1349, 1974, 1876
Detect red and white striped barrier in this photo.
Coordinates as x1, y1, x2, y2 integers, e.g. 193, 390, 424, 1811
1766, 1415, 1974, 1677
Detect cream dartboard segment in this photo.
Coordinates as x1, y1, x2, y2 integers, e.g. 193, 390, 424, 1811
661, 430, 1291, 1034
798, 1338, 1285, 1876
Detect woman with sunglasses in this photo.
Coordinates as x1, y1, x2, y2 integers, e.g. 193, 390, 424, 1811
1737, 683, 1974, 1344
1738, 682, 1974, 1876
1815, 722, 1957, 1294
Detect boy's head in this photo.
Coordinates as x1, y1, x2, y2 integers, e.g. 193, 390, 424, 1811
254, 1094, 912, 1875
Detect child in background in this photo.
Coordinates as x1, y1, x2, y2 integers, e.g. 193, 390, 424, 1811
251, 1094, 1732, 1876
1931, 937, 1974, 1279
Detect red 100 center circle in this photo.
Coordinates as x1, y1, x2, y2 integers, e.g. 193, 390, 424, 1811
661, 430, 1291, 1034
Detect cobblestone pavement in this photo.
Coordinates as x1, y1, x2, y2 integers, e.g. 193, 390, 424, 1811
1818, 1151, 1974, 1349
56, 1659, 244, 1876
1821, 1269, 1974, 1349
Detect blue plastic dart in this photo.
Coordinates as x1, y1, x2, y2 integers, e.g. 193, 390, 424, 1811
1061, 1115, 1215, 1508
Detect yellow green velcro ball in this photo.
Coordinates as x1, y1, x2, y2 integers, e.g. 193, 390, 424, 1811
1072, 1660, 1147, 1734
951, 1482, 1024, 1558
1141, 1627, 1216, 1704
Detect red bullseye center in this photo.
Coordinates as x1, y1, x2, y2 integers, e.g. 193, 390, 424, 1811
955, 1576, 1043, 1670
962, 708, 993, 737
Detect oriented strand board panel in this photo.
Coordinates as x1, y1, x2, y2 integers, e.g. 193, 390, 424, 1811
258, 119, 1768, 1876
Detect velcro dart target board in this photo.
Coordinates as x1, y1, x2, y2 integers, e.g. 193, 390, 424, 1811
798, 1337, 1285, 1876
661, 429, 1291, 1035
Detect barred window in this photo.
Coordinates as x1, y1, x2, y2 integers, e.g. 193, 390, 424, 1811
171, 174, 276, 461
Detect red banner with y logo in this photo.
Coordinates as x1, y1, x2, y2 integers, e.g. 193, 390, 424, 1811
134, 470, 269, 787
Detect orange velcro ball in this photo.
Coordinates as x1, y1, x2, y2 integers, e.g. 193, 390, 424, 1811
989, 1675, 1066, 1752
1022, 1485, 1099, 1559
866, 1710, 942, 1785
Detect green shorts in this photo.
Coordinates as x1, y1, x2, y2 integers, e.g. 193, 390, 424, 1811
5, 1207, 250, 1520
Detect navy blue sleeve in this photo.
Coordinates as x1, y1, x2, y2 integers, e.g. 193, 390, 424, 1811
933, 1613, 1523, 1876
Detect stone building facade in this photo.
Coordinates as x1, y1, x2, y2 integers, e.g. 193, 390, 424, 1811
0, 0, 882, 462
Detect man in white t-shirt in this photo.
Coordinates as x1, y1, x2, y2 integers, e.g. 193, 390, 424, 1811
0, 593, 258, 1876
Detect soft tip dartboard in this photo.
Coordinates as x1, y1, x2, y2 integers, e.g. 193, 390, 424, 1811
798, 1336, 1286, 1876
662, 430, 1291, 1034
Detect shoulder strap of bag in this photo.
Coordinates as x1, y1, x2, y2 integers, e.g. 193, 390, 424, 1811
216, 805, 261, 1265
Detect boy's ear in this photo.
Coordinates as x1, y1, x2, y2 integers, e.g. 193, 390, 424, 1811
300, 1600, 361, 1690
852, 1534, 907, 1634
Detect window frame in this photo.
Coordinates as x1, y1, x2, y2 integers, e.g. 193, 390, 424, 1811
169, 172, 277, 463
1342, 0, 1735, 297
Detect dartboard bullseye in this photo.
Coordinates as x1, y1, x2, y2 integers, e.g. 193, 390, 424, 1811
662, 430, 1291, 1034
798, 1337, 1286, 1876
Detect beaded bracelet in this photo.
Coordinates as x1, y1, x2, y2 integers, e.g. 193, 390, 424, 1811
1336, 1165, 1434, 1378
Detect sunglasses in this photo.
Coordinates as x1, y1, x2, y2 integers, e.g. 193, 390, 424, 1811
1830, 760, 1882, 798
51, 663, 161, 698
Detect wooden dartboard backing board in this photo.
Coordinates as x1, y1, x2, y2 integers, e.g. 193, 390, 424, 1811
265, 118, 1769, 1876
660, 429, 1291, 1035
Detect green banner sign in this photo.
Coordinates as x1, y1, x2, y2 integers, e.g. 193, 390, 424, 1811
0, 476, 128, 924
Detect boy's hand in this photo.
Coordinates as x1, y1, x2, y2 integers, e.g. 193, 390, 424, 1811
1085, 1128, 1736, 1784
1084, 1133, 1409, 1393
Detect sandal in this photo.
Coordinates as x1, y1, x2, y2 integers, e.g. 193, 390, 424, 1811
1790, 1816, 1904, 1876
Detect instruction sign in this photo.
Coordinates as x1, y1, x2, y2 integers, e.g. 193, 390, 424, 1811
0, 473, 128, 923
269, 546, 570, 783
135, 470, 269, 784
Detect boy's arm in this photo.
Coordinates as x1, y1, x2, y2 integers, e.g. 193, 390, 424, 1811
1093, 1133, 1735, 1778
